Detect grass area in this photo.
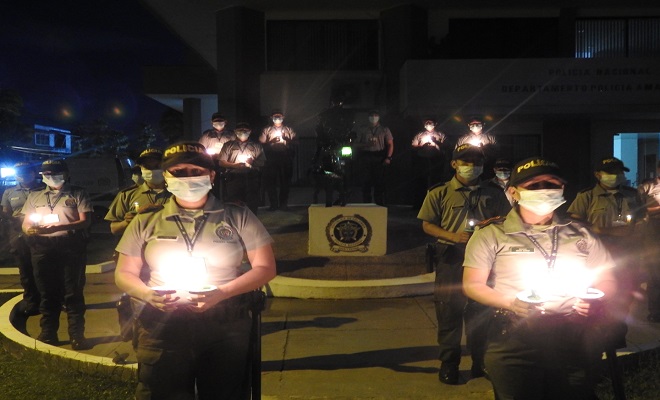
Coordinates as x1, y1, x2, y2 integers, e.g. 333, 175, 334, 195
0, 342, 136, 400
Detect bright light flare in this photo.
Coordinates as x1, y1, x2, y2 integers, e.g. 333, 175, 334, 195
236, 154, 249, 163
521, 259, 598, 300
29, 213, 42, 225
153, 252, 210, 291
1, 167, 15, 178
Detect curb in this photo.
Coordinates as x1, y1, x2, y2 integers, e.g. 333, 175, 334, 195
0, 290, 136, 381
266, 273, 435, 299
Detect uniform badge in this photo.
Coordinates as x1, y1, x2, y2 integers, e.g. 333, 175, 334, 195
65, 198, 77, 207
215, 222, 234, 241
576, 238, 588, 254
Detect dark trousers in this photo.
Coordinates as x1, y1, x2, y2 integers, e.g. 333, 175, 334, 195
411, 154, 446, 208
224, 171, 261, 215
30, 236, 87, 338
433, 244, 489, 367
359, 152, 388, 205
133, 299, 252, 400
486, 312, 602, 400
9, 227, 40, 309
263, 155, 293, 208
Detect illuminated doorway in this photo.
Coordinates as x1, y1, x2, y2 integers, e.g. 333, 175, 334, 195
614, 132, 660, 187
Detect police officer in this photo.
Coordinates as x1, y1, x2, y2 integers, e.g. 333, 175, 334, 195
105, 148, 171, 237
637, 161, 660, 322
115, 141, 276, 399
568, 157, 644, 323
21, 159, 93, 350
1, 162, 45, 316
411, 118, 448, 207
219, 122, 266, 215
199, 113, 236, 156
259, 111, 297, 211
463, 156, 618, 399
355, 110, 393, 206
417, 144, 511, 384
491, 159, 513, 205
199, 113, 236, 199
456, 117, 497, 179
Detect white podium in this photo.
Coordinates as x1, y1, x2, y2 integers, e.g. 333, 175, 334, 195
308, 204, 387, 256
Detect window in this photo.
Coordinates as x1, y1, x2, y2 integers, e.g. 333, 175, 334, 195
576, 18, 660, 58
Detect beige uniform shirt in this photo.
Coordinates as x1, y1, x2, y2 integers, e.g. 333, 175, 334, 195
22, 184, 93, 237
417, 176, 511, 248
104, 183, 172, 223
567, 184, 643, 228
464, 209, 615, 315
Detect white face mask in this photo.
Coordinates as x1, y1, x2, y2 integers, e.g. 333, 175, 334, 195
165, 175, 212, 203
141, 169, 164, 185
42, 174, 65, 188
424, 124, 434, 131
469, 124, 483, 134
272, 118, 283, 124
236, 132, 250, 141
369, 116, 379, 124
517, 188, 566, 216
456, 165, 483, 181
495, 171, 511, 181
599, 173, 621, 188
212, 122, 225, 130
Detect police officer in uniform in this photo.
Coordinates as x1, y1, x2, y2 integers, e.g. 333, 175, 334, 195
1, 162, 45, 317
463, 156, 618, 399
411, 118, 447, 207
637, 161, 660, 322
259, 111, 297, 211
105, 148, 171, 237
219, 122, 266, 215
417, 144, 511, 384
115, 141, 276, 399
568, 157, 643, 323
355, 110, 393, 206
199, 113, 236, 199
21, 160, 93, 350
491, 159, 514, 205
455, 117, 497, 180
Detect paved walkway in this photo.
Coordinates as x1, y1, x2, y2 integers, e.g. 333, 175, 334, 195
1, 194, 660, 399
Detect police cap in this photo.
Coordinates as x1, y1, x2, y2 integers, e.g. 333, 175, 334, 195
509, 156, 566, 187
41, 159, 68, 174
452, 144, 483, 161
595, 157, 629, 173
162, 142, 215, 171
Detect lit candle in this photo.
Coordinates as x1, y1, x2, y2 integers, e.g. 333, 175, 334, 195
626, 214, 632, 224
236, 154, 249, 163
29, 213, 42, 226
422, 135, 433, 144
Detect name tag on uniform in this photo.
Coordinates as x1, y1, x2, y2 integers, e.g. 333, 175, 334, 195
509, 246, 534, 253
42, 214, 60, 224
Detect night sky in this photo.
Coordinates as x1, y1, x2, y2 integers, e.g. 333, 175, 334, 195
0, 0, 186, 132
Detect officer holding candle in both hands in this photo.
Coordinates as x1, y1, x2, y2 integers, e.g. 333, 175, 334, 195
463, 156, 618, 400
115, 141, 276, 400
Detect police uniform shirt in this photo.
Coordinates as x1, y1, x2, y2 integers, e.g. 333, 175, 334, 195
357, 125, 393, 152
411, 130, 446, 150
567, 184, 643, 228
1, 182, 46, 218
417, 176, 511, 247
116, 196, 273, 287
104, 183, 172, 223
219, 140, 266, 173
464, 209, 615, 315
22, 184, 93, 237
455, 132, 496, 148
199, 129, 236, 156
259, 125, 296, 153
638, 178, 660, 224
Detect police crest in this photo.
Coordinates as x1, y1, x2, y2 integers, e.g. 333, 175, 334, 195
325, 214, 372, 253
575, 238, 588, 254
215, 222, 234, 241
